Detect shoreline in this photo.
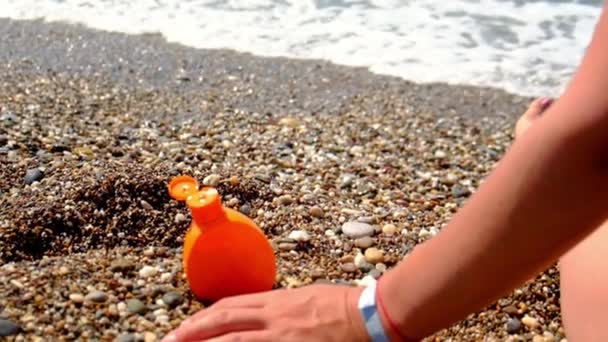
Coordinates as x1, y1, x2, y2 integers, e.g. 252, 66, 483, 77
0, 18, 561, 341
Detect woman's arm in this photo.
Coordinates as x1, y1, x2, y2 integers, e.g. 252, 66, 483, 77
380, 5, 608, 339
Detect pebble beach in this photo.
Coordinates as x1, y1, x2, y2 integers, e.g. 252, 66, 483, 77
0, 18, 565, 342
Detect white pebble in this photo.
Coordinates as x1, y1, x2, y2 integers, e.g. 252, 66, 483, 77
160, 272, 173, 282
434, 150, 447, 158
154, 308, 167, 317
400, 228, 409, 236
174, 213, 187, 223
155, 315, 170, 324
418, 228, 432, 239
117, 302, 127, 312
139, 266, 158, 278
288, 230, 311, 242
354, 253, 367, 269
324, 229, 336, 237
203, 174, 221, 187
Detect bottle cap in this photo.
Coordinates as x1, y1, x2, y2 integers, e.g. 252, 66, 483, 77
168, 175, 199, 201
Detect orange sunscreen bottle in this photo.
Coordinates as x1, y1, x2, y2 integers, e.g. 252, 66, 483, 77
168, 175, 276, 302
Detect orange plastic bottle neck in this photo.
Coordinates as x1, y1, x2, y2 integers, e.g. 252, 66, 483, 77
186, 187, 225, 226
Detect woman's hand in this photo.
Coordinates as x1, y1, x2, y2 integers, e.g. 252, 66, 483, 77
162, 284, 369, 342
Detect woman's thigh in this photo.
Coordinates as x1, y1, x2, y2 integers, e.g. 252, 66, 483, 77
560, 220, 608, 342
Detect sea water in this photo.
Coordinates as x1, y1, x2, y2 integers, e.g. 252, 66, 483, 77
0, 0, 603, 97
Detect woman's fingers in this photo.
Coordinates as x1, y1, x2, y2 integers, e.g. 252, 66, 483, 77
163, 308, 266, 342
205, 331, 273, 342
178, 290, 283, 328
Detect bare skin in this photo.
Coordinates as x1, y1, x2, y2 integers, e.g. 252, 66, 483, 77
516, 98, 608, 342
163, 5, 608, 342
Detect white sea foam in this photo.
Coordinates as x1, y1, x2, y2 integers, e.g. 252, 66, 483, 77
0, 0, 602, 97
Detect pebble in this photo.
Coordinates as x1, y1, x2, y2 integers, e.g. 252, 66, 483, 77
174, 213, 188, 223
140, 199, 154, 210
503, 305, 519, 315
278, 242, 297, 251
69, 293, 85, 304
109, 259, 135, 273
155, 315, 170, 324
522, 315, 540, 329
277, 195, 294, 205
340, 263, 357, 273
24, 168, 44, 185
278, 117, 301, 128
144, 332, 158, 342
126, 298, 147, 314
364, 247, 384, 264
288, 230, 311, 242
116, 333, 137, 342
354, 236, 374, 249
0, 319, 20, 337
162, 291, 183, 308
357, 216, 378, 224
341, 221, 374, 239
451, 185, 471, 198
354, 253, 367, 269
506, 318, 522, 334
202, 174, 221, 187
382, 224, 397, 235
375, 263, 387, 272
85, 291, 108, 304
309, 206, 324, 218
239, 204, 252, 215
160, 272, 173, 282
139, 266, 158, 278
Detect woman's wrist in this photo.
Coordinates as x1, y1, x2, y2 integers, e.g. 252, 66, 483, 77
376, 276, 420, 342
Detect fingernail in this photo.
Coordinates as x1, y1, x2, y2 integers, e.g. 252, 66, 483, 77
161, 334, 177, 342
540, 97, 553, 109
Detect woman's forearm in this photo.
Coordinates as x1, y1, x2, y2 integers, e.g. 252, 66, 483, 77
379, 6, 608, 339
380, 118, 608, 339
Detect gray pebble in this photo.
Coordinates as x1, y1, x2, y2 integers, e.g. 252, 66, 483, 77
140, 199, 154, 210
0, 319, 20, 337
162, 291, 183, 308
339, 174, 355, 188
451, 185, 471, 198
126, 298, 147, 314
24, 168, 44, 185
116, 333, 137, 342
506, 318, 522, 334
341, 221, 374, 238
85, 290, 108, 304
239, 204, 251, 215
